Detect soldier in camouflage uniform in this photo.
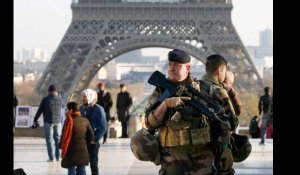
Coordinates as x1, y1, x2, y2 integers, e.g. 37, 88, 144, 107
200, 54, 234, 175
145, 49, 232, 175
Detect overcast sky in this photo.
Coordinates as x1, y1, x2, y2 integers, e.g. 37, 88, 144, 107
14, 0, 273, 56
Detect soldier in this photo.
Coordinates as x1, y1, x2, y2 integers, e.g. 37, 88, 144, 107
201, 54, 235, 174
143, 49, 233, 175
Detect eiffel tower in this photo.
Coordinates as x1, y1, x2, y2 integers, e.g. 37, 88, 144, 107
35, 0, 264, 101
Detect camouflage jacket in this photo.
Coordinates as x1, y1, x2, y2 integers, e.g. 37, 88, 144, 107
144, 74, 214, 148
200, 73, 232, 142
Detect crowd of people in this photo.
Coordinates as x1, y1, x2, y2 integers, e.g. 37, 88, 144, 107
13, 48, 272, 175
27, 81, 133, 175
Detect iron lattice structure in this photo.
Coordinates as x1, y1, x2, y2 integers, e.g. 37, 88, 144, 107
35, 0, 263, 102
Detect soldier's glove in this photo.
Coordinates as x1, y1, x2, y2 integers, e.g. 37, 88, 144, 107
220, 147, 233, 171
164, 97, 191, 108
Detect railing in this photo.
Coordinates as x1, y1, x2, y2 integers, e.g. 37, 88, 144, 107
71, 0, 232, 5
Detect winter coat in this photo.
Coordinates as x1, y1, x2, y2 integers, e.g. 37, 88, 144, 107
116, 91, 132, 122
97, 90, 113, 121
61, 114, 94, 168
34, 92, 65, 123
258, 94, 271, 114
80, 104, 107, 142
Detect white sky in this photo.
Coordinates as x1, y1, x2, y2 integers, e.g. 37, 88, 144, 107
14, 0, 273, 57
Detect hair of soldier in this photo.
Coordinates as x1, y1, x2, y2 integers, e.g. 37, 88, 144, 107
205, 57, 225, 73
264, 86, 270, 94
67, 101, 79, 112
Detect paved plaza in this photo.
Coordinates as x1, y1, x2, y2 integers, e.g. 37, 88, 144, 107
14, 137, 273, 175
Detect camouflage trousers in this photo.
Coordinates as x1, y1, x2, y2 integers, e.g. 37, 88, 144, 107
216, 169, 235, 175
159, 147, 216, 175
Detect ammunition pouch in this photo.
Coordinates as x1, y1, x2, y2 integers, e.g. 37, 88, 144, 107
159, 126, 211, 147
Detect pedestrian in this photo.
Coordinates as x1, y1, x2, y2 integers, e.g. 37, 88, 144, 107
222, 71, 242, 116
96, 82, 113, 144
143, 49, 233, 174
258, 86, 272, 145
249, 115, 260, 138
60, 102, 94, 175
80, 89, 107, 175
32, 84, 65, 162
13, 92, 19, 133
116, 83, 132, 138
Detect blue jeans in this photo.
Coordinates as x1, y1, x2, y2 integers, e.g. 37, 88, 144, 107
87, 142, 100, 175
68, 166, 86, 175
44, 122, 62, 160
260, 113, 270, 143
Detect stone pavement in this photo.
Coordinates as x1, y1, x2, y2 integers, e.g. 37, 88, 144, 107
13, 137, 273, 175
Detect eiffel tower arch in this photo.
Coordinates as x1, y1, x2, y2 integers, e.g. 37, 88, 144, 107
35, 0, 263, 102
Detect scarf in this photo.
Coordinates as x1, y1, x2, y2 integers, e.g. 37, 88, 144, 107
61, 111, 80, 158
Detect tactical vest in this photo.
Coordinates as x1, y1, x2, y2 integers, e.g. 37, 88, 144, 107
157, 80, 212, 148
158, 107, 211, 148
198, 79, 238, 131
145, 78, 214, 149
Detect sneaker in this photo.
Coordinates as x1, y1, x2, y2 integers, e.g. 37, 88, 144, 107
47, 159, 53, 162
56, 158, 61, 161
259, 142, 265, 145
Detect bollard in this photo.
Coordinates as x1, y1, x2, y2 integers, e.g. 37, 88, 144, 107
128, 115, 143, 137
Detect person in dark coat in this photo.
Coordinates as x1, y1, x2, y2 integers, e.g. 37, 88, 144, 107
116, 83, 132, 138
96, 82, 113, 144
33, 84, 65, 161
249, 115, 260, 138
258, 86, 272, 145
60, 102, 94, 175
13, 92, 19, 132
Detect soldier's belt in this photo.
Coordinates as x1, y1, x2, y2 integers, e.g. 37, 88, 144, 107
159, 127, 211, 147
162, 145, 206, 153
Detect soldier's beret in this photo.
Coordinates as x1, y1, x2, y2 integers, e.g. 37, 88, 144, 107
206, 54, 227, 67
168, 49, 191, 63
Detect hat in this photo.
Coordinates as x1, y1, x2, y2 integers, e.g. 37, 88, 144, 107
48, 84, 57, 92
98, 82, 105, 87
168, 49, 191, 63
81, 89, 97, 105
206, 54, 227, 67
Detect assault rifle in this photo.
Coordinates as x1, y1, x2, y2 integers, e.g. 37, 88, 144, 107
148, 70, 230, 127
